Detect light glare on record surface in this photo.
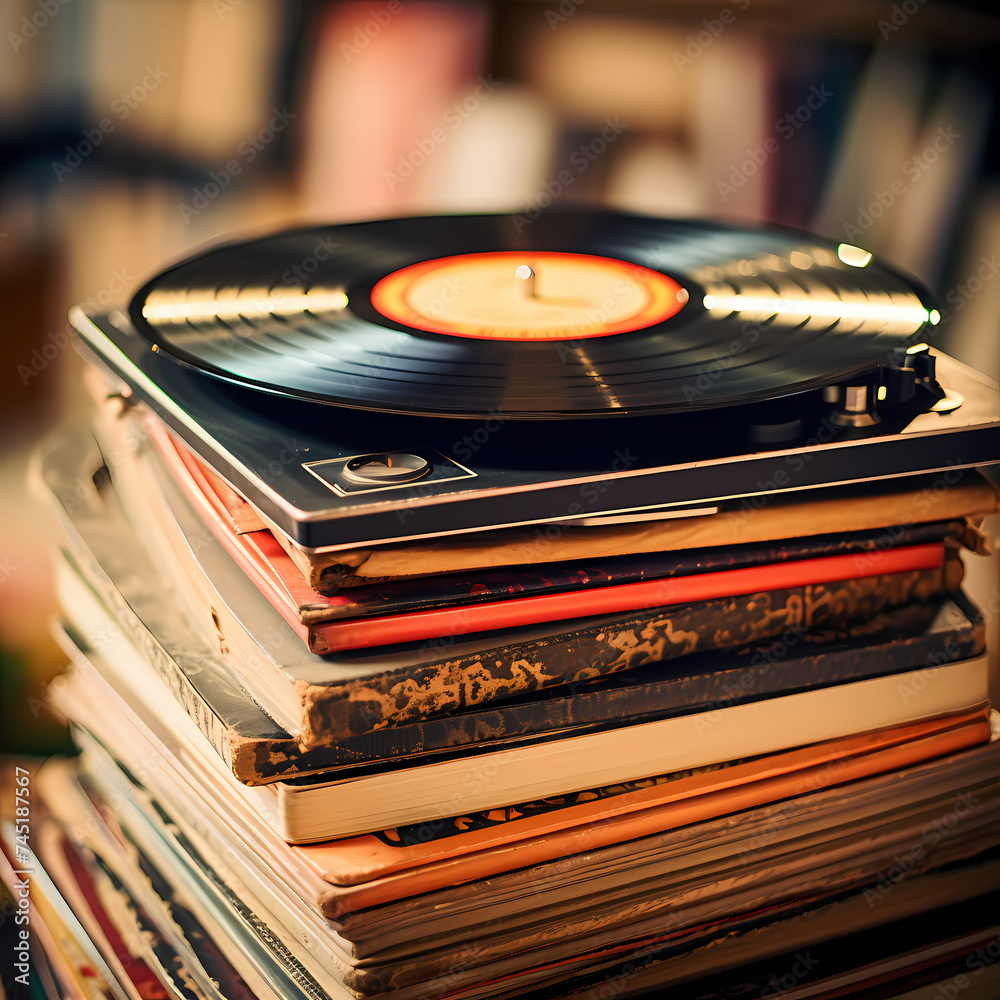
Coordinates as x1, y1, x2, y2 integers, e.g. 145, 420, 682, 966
143, 288, 350, 324
837, 243, 874, 267
702, 291, 932, 332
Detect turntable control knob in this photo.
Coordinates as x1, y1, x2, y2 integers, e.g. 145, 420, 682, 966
343, 452, 430, 484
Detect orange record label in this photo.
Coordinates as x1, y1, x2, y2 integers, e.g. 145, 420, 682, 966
370, 251, 688, 341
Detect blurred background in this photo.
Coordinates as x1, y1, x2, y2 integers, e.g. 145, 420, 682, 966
2, 0, 999, 752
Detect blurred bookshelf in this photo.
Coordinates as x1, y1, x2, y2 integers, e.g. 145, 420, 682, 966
2, 6, 1000, 998
1, 0, 997, 767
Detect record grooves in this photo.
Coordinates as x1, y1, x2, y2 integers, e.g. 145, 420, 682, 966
128, 210, 940, 420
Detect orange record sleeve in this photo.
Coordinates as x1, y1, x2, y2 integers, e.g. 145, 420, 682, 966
147, 414, 946, 652
295, 708, 991, 916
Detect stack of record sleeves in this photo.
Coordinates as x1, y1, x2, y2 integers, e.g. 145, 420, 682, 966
7, 210, 1000, 1000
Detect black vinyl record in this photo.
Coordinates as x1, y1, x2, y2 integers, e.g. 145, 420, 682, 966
128, 210, 939, 420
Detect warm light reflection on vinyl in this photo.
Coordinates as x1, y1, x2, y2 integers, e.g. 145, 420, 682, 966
837, 243, 873, 267
700, 292, 932, 332
142, 287, 350, 325
128, 211, 941, 418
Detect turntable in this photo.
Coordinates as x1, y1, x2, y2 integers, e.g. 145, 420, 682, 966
69, 209, 1000, 551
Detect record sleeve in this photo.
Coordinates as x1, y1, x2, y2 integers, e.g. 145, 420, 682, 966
301, 711, 992, 906
49, 636, 991, 843
50, 477, 988, 790
68, 728, 1000, 999
144, 409, 951, 650
70, 409, 968, 744
154, 408, 969, 614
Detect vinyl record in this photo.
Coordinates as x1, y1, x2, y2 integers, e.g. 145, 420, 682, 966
129, 210, 940, 419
